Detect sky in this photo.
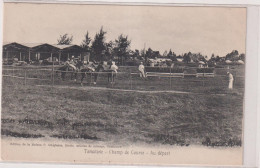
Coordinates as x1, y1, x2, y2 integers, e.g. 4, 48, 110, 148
3, 3, 246, 57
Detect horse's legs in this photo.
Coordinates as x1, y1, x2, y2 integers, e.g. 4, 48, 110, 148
70, 71, 73, 80
108, 74, 110, 83
112, 73, 115, 83
93, 74, 98, 85
61, 72, 65, 81
74, 71, 77, 82
81, 72, 85, 86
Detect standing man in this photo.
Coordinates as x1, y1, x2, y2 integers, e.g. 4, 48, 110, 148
138, 62, 146, 78
227, 72, 234, 90
110, 61, 118, 83
110, 61, 118, 73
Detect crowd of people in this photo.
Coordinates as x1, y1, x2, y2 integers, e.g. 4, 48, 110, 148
63, 56, 234, 89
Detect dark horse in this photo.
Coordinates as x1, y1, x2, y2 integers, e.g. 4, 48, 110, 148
80, 62, 117, 86
56, 61, 81, 81
94, 63, 117, 84
79, 62, 99, 86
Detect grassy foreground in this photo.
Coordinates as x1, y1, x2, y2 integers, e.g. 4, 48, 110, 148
1, 77, 243, 146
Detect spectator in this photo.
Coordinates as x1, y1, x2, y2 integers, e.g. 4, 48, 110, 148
170, 62, 175, 68
138, 62, 146, 78
110, 61, 118, 73
227, 72, 234, 90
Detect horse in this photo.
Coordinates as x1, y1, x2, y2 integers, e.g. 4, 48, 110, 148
95, 62, 118, 84
56, 61, 81, 81
79, 62, 99, 86
80, 62, 117, 86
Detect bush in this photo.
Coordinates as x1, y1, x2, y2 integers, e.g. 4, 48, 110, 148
125, 61, 139, 66
145, 67, 184, 73
196, 68, 214, 73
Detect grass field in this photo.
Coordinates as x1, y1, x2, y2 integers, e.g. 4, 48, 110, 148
1, 65, 244, 147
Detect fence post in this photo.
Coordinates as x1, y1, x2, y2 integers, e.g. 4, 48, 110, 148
90, 72, 92, 85
130, 69, 132, 90
24, 68, 27, 85
52, 62, 54, 87
36, 68, 38, 85
203, 68, 205, 87
170, 67, 172, 89
111, 72, 114, 88
12, 66, 14, 77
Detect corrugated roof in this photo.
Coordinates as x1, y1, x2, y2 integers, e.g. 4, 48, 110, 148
51, 44, 75, 49
3, 42, 83, 50
22, 43, 45, 48
3, 42, 45, 48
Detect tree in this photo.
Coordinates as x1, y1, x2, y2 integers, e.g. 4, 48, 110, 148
225, 50, 239, 61
167, 49, 173, 58
132, 49, 140, 60
162, 50, 168, 57
140, 49, 146, 61
105, 40, 114, 61
91, 27, 107, 61
239, 53, 245, 61
114, 34, 131, 65
215, 56, 220, 62
57, 34, 73, 45
145, 48, 153, 61
183, 52, 192, 63
167, 49, 177, 61
81, 31, 91, 52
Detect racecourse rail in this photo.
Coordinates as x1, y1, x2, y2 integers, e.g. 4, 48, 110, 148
2, 65, 245, 78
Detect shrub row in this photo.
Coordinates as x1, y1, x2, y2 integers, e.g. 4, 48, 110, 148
196, 68, 214, 73
145, 67, 184, 73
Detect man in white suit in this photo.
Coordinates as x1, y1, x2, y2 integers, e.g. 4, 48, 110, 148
227, 72, 234, 90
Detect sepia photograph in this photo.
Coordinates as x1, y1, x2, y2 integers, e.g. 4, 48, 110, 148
1, 2, 247, 166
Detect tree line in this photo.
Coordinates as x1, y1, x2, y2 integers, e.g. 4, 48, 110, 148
57, 27, 245, 65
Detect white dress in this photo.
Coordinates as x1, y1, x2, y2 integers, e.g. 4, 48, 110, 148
228, 73, 234, 89
138, 65, 146, 78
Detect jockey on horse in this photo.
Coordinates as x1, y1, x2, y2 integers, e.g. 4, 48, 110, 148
79, 61, 99, 86
66, 56, 77, 71
57, 56, 79, 81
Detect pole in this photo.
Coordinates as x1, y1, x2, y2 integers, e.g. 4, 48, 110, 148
29, 49, 31, 62
12, 65, 14, 77
170, 67, 172, 89
59, 51, 61, 65
52, 61, 54, 87
24, 68, 27, 85
36, 68, 38, 85
90, 72, 92, 85
130, 69, 132, 90
111, 72, 114, 88
144, 43, 146, 65
203, 67, 205, 87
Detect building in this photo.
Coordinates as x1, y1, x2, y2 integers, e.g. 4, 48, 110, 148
2, 42, 30, 61
2, 42, 88, 63
52, 44, 88, 62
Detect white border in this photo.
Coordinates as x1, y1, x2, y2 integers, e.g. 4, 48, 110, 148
0, 0, 259, 168
2, 0, 260, 6
244, 6, 259, 167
